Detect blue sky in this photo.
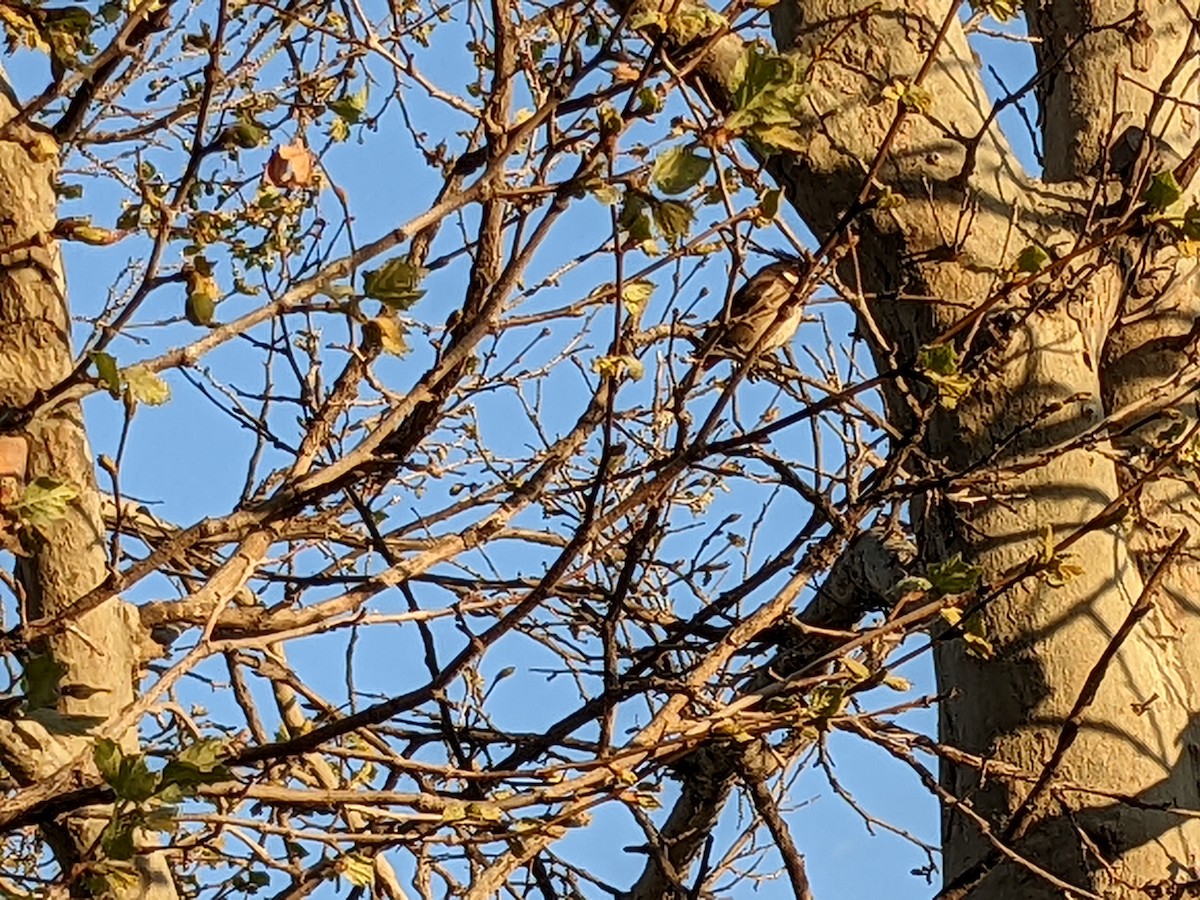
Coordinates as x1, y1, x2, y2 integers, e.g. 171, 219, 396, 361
0, 4, 1041, 896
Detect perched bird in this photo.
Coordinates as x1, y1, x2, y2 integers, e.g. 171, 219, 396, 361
698, 261, 805, 368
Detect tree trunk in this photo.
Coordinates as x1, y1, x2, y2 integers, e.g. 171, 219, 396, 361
761, 1, 1200, 894
0, 93, 175, 898
622, 0, 1200, 894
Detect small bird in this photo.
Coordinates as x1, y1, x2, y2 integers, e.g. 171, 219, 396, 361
698, 261, 806, 368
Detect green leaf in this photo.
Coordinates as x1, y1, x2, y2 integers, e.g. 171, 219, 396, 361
186, 290, 216, 327
917, 344, 975, 409
636, 86, 662, 116
185, 264, 219, 326
161, 752, 229, 794
757, 188, 782, 222
652, 199, 693, 244
113, 754, 159, 802
15, 477, 79, 533
123, 366, 171, 406
222, 123, 266, 150
598, 104, 623, 138
154, 783, 186, 806
618, 193, 653, 241
926, 553, 982, 595
101, 817, 136, 861
669, 6, 726, 43
178, 738, 226, 772
962, 613, 994, 658
917, 344, 959, 377
590, 182, 622, 206
1143, 170, 1183, 212
1014, 245, 1049, 274
328, 87, 368, 125
726, 43, 808, 152
22, 653, 66, 710
141, 805, 179, 833
247, 870, 271, 888
90, 351, 121, 398
362, 257, 426, 309
652, 146, 710, 195
93, 737, 124, 784
807, 685, 846, 719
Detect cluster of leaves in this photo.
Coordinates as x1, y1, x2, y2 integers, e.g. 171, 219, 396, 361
628, 2, 727, 46
881, 80, 933, 115
327, 85, 367, 143
9, 477, 78, 539
90, 352, 171, 407
725, 43, 809, 153
894, 554, 993, 658
1141, 171, 1200, 250
359, 257, 429, 356
0, 1, 98, 71
917, 344, 975, 410
89, 736, 228, 892
1032, 524, 1085, 587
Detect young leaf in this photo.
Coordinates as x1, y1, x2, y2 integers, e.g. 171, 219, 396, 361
621, 280, 655, 314
362, 258, 426, 309
842, 656, 871, 682
652, 198, 694, 244
123, 366, 171, 406
917, 344, 975, 410
89, 351, 121, 398
329, 87, 368, 125
757, 188, 782, 222
926, 553, 982, 595
15, 477, 79, 533
1014, 245, 1049, 274
652, 146, 710, 195
882, 674, 912, 691
93, 736, 124, 785
371, 315, 409, 356
1034, 524, 1085, 587
592, 355, 644, 381
1143, 170, 1183, 212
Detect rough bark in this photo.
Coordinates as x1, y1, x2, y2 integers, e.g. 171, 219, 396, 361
773, 2, 1200, 895
621, 0, 1200, 895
